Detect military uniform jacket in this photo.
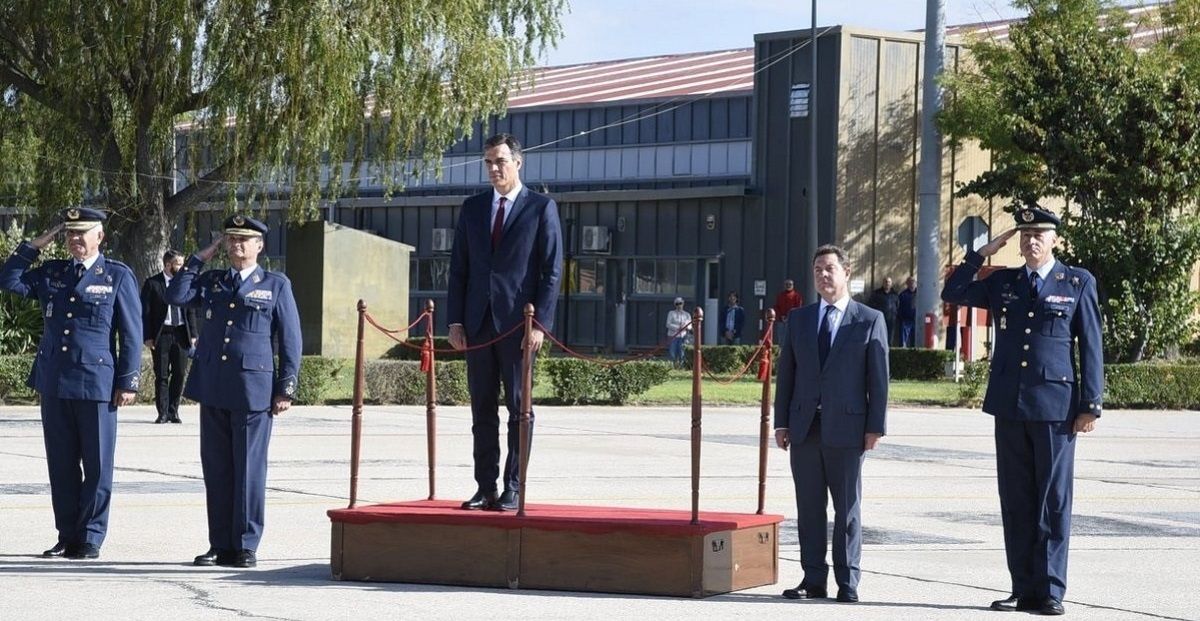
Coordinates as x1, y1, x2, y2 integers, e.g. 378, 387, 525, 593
0, 242, 142, 400
165, 256, 301, 412
942, 250, 1103, 421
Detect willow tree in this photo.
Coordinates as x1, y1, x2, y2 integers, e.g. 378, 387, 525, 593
941, 0, 1200, 362
0, 0, 565, 279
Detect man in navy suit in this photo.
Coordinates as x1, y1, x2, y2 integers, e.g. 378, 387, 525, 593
0, 207, 142, 560
774, 244, 889, 604
447, 133, 563, 512
167, 214, 301, 568
942, 205, 1103, 616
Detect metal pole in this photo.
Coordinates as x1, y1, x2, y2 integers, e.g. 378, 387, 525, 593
757, 310, 776, 515
690, 307, 705, 525
517, 303, 536, 517
916, 0, 946, 349
349, 300, 367, 509
806, 0, 820, 304
425, 299, 437, 500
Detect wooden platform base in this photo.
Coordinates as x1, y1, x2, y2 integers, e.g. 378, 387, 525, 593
328, 500, 782, 598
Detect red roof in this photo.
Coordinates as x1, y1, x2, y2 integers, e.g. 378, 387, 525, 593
507, 48, 755, 109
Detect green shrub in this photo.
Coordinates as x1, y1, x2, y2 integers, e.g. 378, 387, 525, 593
363, 359, 470, 405
295, 356, 350, 405
543, 358, 670, 404
1104, 364, 1200, 409
956, 360, 989, 407
0, 354, 36, 404
683, 345, 777, 374
890, 348, 954, 380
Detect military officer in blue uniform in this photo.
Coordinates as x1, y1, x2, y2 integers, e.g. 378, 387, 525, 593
165, 214, 301, 569
942, 205, 1103, 616
0, 207, 142, 560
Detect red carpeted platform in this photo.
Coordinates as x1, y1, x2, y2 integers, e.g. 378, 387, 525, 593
328, 499, 783, 597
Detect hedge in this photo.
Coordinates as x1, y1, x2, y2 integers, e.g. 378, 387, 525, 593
296, 356, 350, 405
889, 348, 954, 381
542, 358, 671, 405
683, 345, 777, 374
952, 361, 1200, 410
364, 360, 471, 405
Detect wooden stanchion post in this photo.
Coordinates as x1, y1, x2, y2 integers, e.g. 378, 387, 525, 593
349, 300, 367, 509
517, 303, 536, 517
425, 299, 438, 500
690, 307, 704, 525
758, 310, 776, 515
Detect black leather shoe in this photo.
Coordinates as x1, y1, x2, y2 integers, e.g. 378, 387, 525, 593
489, 490, 519, 511
169, 416, 181, 424
154, 417, 166, 424
42, 542, 69, 558
229, 550, 256, 568
836, 589, 859, 603
193, 548, 220, 566
782, 583, 828, 599
460, 489, 498, 510
991, 595, 1021, 611
1037, 597, 1065, 616
65, 543, 100, 559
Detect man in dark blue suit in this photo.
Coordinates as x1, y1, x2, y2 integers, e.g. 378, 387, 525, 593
447, 133, 563, 512
0, 208, 142, 560
942, 205, 1103, 616
166, 214, 302, 568
774, 245, 889, 604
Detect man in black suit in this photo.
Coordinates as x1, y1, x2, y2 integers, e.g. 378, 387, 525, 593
141, 249, 198, 424
447, 133, 563, 512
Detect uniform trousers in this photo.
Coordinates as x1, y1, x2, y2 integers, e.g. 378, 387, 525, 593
994, 416, 1076, 600
200, 405, 273, 552
40, 396, 117, 546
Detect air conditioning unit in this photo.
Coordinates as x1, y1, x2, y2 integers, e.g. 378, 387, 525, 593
580, 225, 611, 254
431, 228, 454, 253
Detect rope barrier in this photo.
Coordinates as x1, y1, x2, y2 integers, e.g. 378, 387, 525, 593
701, 324, 775, 385
532, 318, 692, 368
363, 310, 524, 353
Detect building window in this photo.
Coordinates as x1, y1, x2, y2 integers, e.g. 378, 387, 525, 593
411, 258, 450, 292
566, 258, 606, 295
633, 259, 696, 298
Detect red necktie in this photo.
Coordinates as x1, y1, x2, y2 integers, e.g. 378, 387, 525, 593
491, 196, 507, 249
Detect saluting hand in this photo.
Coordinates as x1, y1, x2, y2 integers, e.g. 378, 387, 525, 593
197, 235, 223, 262
31, 224, 64, 249
977, 228, 1017, 258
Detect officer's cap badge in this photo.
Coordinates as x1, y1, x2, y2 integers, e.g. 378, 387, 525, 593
233, 215, 246, 226
1020, 210, 1035, 223
67, 208, 81, 220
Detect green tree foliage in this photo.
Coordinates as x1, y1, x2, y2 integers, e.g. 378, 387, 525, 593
0, 0, 565, 278
942, 0, 1200, 362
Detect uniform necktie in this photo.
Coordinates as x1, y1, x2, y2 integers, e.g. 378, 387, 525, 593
819, 304, 836, 367
1030, 272, 1042, 301
492, 196, 507, 249
232, 270, 243, 289
74, 262, 85, 281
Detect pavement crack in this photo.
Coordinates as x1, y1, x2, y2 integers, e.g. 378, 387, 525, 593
164, 580, 301, 621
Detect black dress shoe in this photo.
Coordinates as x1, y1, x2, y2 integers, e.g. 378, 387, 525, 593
65, 543, 100, 559
229, 550, 256, 568
154, 417, 166, 424
1037, 597, 1065, 616
836, 589, 859, 603
42, 542, 69, 558
990, 595, 1021, 611
169, 416, 181, 424
460, 489, 498, 510
489, 490, 519, 512
194, 548, 220, 566
782, 583, 828, 599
